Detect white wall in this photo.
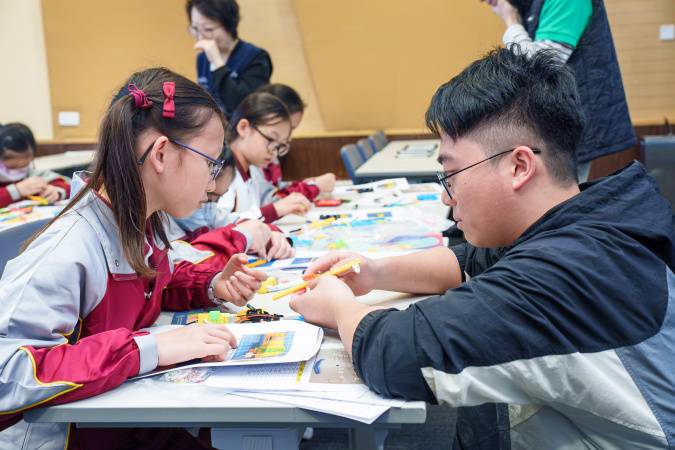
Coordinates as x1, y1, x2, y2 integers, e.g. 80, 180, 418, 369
0, 0, 53, 140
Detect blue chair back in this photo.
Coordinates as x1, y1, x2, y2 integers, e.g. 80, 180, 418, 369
369, 130, 389, 152
356, 138, 376, 161
340, 144, 365, 183
0, 219, 52, 278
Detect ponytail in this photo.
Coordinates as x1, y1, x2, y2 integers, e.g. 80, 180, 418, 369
24, 67, 226, 277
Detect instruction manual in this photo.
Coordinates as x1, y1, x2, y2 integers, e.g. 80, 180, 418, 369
134, 320, 323, 379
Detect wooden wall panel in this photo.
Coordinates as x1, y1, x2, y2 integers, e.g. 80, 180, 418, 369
605, 0, 675, 124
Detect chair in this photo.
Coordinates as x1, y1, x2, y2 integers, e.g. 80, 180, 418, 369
356, 138, 376, 161
0, 218, 52, 278
340, 143, 365, 183
369, 130, 389, 152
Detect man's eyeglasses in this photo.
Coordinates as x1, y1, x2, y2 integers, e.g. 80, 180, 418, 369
138, 139, 224, 181
250, 123, 290, 157
186, 25, 222, 39
437, 148, 541, 199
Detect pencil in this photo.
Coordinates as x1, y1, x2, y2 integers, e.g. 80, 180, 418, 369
27, 195, 48, 205
246, 259, 269, 268
271, 259, 361, 300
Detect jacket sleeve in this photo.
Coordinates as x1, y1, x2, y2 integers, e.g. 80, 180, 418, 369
0, 218, 148, 424
0, 184, 22, 207
189, 223, 250, 271
211, 51, 272, 115
276, 181, 320, 201
352, 235, 666, 407
162, 260, 219, 311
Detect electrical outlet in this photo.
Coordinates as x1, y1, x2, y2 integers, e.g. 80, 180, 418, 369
660, 24, 675, 41
58, 111, 80, 127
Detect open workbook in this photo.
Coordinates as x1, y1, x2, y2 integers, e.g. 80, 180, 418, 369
133, 320, 323, 379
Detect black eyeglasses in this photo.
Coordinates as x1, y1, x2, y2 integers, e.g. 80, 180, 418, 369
250, 123, 290, 157
186, 24, 222, 39
138, 138, 224, 181
437, 148, 541, 199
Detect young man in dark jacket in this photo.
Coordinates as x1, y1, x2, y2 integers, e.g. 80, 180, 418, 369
290, 46, 675, 448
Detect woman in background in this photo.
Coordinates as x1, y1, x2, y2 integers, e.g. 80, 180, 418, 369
186, 0, 273, 117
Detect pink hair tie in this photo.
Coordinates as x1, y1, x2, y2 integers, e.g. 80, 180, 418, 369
127, 84, 153, 109
162, 82, 175, 118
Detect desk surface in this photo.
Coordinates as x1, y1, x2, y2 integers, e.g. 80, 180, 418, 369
23, 184, 436, 449
23, 377, 425, 429
355, 139, 440, 179
34, 150, 95, 172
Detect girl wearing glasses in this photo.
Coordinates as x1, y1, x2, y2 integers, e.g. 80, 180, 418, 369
168, 144, 295, 272
0, 123, 71, 207
224, 93, 315, 227
256, 83, 336, 203
0, 68, 267, 449
186, 0, 272, 118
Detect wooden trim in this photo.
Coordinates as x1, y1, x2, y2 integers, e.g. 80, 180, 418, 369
36, 124, 670, 181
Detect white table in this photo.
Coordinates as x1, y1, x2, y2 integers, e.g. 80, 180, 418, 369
34, 150, 95, 173
355, 139, 441, 182
23, 369, 426, 450
24, 290, 429, 450
23, 184, 443, 450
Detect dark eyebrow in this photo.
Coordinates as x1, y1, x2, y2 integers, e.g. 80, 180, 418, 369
437, 153, 453, 166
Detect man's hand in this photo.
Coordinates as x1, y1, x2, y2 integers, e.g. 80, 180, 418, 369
274, 192, 312, 217
155, 323, 237, 366
303, 251, 378, 296
213, 254, 268, 306
289, 275, 357, 329
479, 0, 521, 27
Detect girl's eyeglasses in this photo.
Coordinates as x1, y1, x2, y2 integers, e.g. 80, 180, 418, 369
138, 139, 224, 181
250, 124, 291, 157
437, 148, 541, 199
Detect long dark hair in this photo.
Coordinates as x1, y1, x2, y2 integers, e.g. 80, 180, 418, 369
24, 67, 226, 277
228, 92, 290, 141
256, 84, 305, 115
0, 123, 36, 158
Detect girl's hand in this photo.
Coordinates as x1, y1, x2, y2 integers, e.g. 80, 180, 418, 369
274, 192, 312, 217
15, 176, 48, 197
155, 323, 237, 366
266, 231, 295, 261
214, 254, 268, 306
194, 39, 226, 69
40, 185, 61, 204
313, 173, 336, 192
235, 220, 272, 256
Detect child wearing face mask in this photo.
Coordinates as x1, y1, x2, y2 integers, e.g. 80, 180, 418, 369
0, 123, 71, 208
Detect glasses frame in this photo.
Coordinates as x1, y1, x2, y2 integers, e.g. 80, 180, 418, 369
437, 148, 541, 199
186, 24, 222, 39
250, 123, 291, 157
138, 138, 224, 181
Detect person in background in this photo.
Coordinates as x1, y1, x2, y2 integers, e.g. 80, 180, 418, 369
0, 67, 267, 449
256, 83, 336, 204
169, 144, 295, 272
290, 46, 675, 448
479, 0, 636, 182
186, 0, 272, 117
0, 123, 71, 207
